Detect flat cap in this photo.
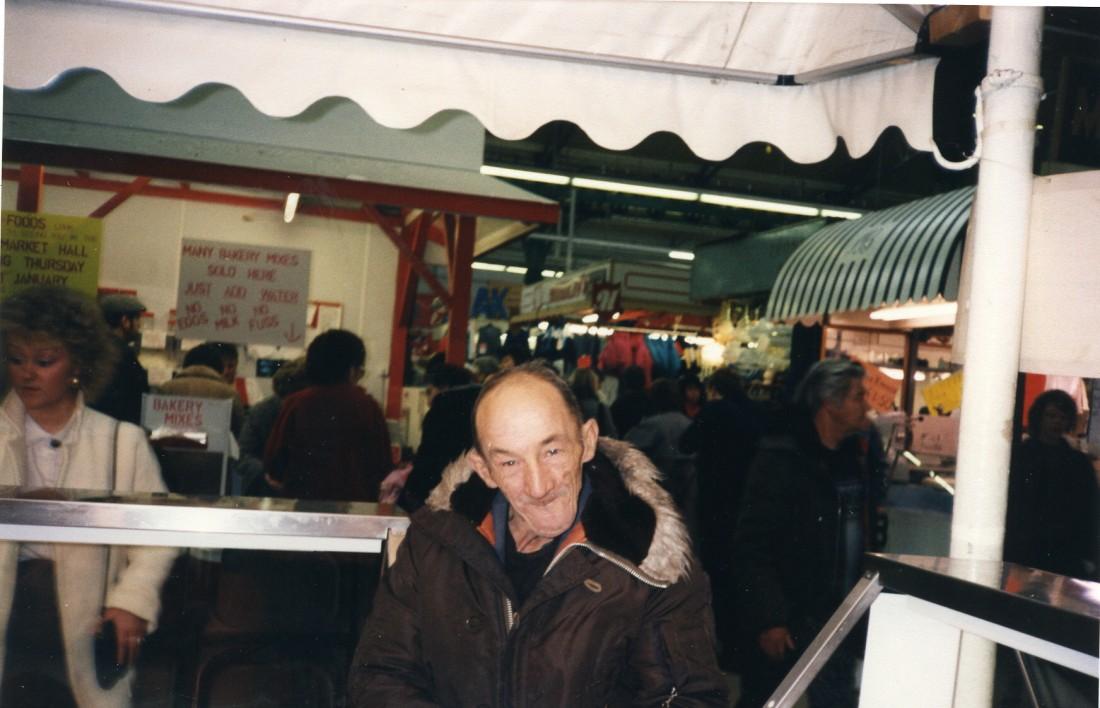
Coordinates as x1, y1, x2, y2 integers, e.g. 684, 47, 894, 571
100, 293, 146, 319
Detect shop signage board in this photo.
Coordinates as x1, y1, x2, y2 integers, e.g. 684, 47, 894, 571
176, 238, 311, 346
856, 359, 902, 413
0, 211, 102, 299
922, 371, 964, 415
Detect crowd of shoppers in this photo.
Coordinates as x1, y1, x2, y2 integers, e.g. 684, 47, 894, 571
3, 283, 1096, 708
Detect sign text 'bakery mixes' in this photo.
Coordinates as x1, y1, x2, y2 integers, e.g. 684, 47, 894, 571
176, 238, 311, 346
0, 211, 102, 299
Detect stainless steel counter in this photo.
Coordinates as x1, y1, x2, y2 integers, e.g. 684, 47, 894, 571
0, 487, 408, 553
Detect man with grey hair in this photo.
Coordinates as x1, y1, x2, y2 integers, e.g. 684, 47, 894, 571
731, 357, 875, 708
351, 362, 728, 706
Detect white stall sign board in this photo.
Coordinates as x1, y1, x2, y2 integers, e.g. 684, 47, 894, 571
176, 239, 310, 346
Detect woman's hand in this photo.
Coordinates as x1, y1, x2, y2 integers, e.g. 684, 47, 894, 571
264, 472, 285, 491
101, 607, 149, 666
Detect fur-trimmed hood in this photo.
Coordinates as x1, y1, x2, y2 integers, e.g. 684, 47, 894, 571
424, 437, 693, 585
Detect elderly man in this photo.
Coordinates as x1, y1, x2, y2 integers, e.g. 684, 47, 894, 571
350, 362, 728, 707
731, 358, 879, 708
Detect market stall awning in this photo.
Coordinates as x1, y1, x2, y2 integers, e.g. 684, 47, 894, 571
690, 219, 828, 302
766, 187, 975, 321
5, 1, 938, 164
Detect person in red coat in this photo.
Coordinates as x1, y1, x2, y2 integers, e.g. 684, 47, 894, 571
264, 329, 392, 502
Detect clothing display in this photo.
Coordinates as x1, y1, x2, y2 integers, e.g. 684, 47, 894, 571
350, 439, 728, 707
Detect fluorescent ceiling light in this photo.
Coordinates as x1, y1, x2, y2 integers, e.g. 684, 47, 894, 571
541, 269, 564, 278
472, 261, 507, 272
571, 177, 698, 201
700, 193, 819, 217
480, 165, 570, 185
505, 266, 528, 275
821, 208, 864, 220
870, 302, 958, 322
581, 313, 600, 324
668, 250, 695, 261
283, 192, 300, 223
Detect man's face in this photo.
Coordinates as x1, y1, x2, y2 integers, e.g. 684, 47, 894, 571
829, 378, 870, 437
119, 314, 143, 344
469, 375, 598, 545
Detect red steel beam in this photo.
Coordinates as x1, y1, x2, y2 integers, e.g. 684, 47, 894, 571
445, 215, 476, 366
88, 176, 152, 218
363, 204, 451, 306
16, 164, 44, 213
1, 168, 410, 234
3, 140, 560, 224
385, 212, 432, 420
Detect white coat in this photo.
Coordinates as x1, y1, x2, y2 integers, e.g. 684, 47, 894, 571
0, 392, 177, 708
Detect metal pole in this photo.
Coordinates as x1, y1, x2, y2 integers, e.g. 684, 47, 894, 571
950, 6, 1044, 707
764, 572, 883, 708
566, 186, 577, 272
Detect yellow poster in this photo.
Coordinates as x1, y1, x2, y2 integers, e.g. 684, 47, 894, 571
922, 370, 964, 414
1, 211, 103, 299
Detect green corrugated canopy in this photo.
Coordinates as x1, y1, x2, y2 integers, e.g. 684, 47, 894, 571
766, 187, 975, 321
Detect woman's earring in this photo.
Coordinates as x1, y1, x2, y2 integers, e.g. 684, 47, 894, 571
70, 376, 81, 389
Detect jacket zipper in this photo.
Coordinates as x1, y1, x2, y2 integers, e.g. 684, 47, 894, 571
503, 595, 516, 633
544, 542, 670, 588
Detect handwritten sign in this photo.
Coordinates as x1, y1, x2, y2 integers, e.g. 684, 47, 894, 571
0, 211, 102, 299
176, 238, 310, 346
856, 359, 902, 413
921, 370, 964, 414
141, 394, 234, 453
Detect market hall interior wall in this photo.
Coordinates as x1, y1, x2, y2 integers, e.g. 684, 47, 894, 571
0, 182, 399, 403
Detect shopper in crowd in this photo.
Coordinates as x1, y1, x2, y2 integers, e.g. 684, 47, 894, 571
731, 358, 876, 708
569, 366, 617, 438
0, 285, 175, 708
209, 342, 240, 387
264, 329, 392, 502
679, 365, 763, 663
236, 357, 308, 496
626, 378, 698, 540
680, 372, 705, 419
1005, 389, 1098, 580
399, 364, 482, 513
157, 342, 244, 435
350, 362, 728, 706
90, 294, 150, 426
609, 364, 651, 438
471, 354, 500, 383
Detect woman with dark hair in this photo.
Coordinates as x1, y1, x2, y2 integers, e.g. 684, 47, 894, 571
0, 285, 175, 707
264, 329, 392, 501
1005, 389, 1098, 580
569, 367, 617, 438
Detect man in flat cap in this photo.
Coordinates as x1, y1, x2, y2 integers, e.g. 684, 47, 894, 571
91, 294, 150, 424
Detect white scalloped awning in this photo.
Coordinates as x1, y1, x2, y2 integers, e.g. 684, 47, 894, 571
5, 0, 938, 163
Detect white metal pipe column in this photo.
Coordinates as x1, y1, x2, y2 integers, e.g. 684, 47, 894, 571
949, 6, 1044, 707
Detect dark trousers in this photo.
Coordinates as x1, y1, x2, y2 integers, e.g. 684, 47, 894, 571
1, 559, 78, 708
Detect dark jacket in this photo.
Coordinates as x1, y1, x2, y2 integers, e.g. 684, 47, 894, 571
350, 439, 728, 707
265, 382, 392, 502
1005, 437, 1098, 580
400, 384, 481, 512
731, 421, 873, 646
90, 341, 148, 425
